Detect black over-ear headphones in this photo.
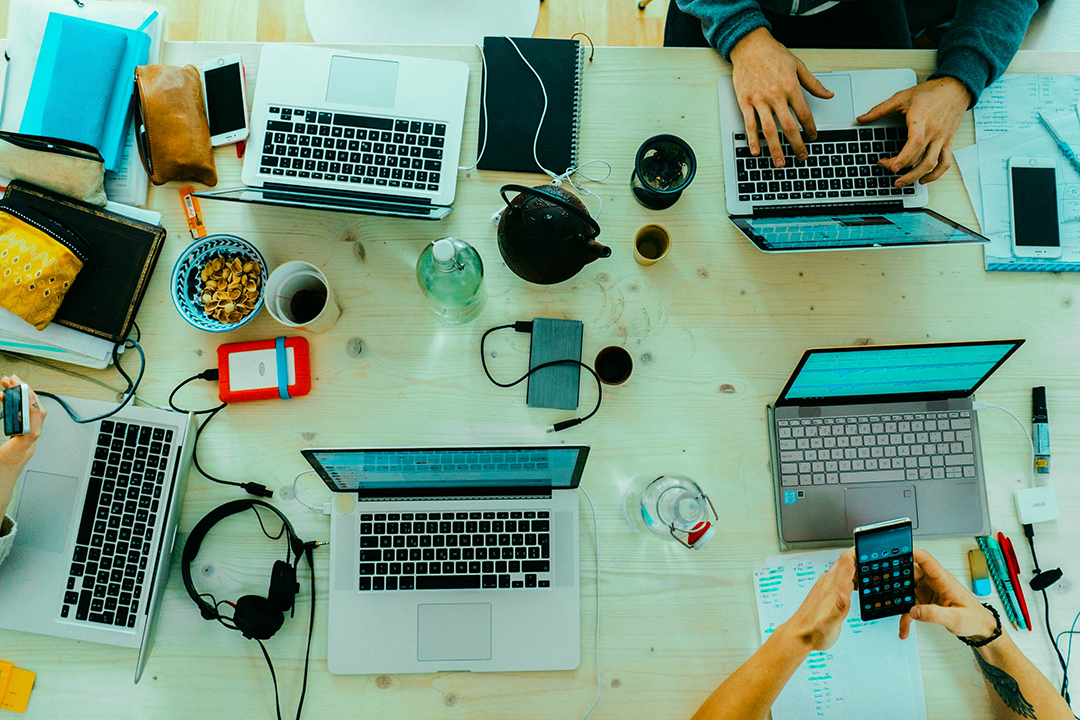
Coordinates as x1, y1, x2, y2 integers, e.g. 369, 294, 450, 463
181, 499, 306, 640
181, 499, 319, 720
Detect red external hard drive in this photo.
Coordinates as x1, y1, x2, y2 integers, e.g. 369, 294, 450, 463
217, 336, 311, 402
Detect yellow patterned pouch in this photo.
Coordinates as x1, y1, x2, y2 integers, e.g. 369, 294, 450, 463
0, 201, 90, 330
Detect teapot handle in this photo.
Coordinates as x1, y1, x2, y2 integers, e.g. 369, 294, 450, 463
499, 184, 601, 240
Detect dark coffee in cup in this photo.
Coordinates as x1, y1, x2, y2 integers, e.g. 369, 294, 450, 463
289, 287, 328, 324
595, 346, 633, 385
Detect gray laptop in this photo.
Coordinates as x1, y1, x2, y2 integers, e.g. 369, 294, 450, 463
718, 69, 988, 252
301, 445, 588, 674
0, 395, 195, 682
768, 340, 1023, 550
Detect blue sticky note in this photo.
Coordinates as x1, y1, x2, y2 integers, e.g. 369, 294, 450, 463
783, 490, 798, 505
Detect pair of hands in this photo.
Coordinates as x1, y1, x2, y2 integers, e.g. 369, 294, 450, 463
0, 375, 46, 520
730, 27, 973, 187
784, 547, 998, 653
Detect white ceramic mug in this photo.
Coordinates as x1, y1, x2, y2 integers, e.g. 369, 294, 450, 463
265, 261, 341, 333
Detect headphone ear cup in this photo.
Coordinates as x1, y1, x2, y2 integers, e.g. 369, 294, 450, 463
267, 560, 299, 613
233, 595, 284, 640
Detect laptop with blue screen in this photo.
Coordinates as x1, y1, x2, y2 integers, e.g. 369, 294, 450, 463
301, 445, 589, 674
718, 69, 989, 252
767, 340, 1023, 549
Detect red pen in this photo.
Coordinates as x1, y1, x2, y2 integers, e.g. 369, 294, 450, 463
998, 533, 1032, 631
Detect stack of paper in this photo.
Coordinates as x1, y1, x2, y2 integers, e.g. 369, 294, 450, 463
0, 201, 160, 369
0, 0, 165, 207
957, 75, 1080, 272
753, 549, 927, 720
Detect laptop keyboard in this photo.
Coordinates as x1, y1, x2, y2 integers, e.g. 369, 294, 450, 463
61, 420, 172, 628
734, 128, 917, 204
259, 106, 446, 192
358, 510, 552, 592
777, 411, 975, 487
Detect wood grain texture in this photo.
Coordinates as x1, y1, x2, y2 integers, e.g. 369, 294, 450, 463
0, 40, 1078, 720
0, 0, 666, 44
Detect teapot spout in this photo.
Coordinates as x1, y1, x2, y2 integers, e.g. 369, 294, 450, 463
587, 240, 612, 263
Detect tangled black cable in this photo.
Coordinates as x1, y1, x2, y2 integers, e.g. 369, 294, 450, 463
1024, 523, 1074, 712
169, 370, 272, 498
38, 336, 146, 423
480, 322, 602, 432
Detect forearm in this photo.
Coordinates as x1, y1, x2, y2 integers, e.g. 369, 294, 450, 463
931, 0, 1038, 103
973, 632, 1073, 720
690, 624, 809, 720
675, 0, 770, 60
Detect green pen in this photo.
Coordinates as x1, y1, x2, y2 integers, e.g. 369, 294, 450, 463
1038, 112, 1080, 177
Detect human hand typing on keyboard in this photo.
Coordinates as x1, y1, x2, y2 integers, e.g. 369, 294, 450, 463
856, 77, 972, 188
729, 27, 834, 168
0, 375, 46, 527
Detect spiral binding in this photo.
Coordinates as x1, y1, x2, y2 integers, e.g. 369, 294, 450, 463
570, 43, 584, 170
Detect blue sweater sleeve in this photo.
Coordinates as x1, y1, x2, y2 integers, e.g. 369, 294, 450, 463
930, 0, 1038, 104
675, 0, 772, 60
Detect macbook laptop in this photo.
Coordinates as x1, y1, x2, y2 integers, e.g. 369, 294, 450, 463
0, 395, 195, 682
767, 340, 1023, 550
718, 69, 988, 252
195, 44, 469, 219
301, 445, 588, 674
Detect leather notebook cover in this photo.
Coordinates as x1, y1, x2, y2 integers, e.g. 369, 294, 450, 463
477, 37, 583, 175
3, 181, 166, 342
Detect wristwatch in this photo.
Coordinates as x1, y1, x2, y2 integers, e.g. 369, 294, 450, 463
957, 603, 1003, 647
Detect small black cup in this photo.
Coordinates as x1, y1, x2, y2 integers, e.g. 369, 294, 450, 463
631, 134, 697, 210
595, 346, 633, 385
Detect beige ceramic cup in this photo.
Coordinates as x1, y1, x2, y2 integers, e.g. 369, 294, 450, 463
265, 261, 341, 333
634, 224, 671, 266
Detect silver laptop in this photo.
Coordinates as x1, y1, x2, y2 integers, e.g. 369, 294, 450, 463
195, 44, 469, 219
301, 445, 588, 674
0, 395, 195, 682
768, 340, 1024, 550
718, 69, 988, 252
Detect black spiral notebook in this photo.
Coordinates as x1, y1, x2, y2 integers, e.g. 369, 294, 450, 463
477, 36, 584, 175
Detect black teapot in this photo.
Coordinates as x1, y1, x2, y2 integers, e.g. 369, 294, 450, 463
497, 184, 610, 285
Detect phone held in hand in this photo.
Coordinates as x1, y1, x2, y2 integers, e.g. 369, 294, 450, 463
2, 383, 29, 437
854, 517, 915, 621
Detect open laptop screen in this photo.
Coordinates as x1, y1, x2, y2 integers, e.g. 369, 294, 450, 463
776, 340, 1023, 406
731, 208, 986, 252
302, 446, 589, 497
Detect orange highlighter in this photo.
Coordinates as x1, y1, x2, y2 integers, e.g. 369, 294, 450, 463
998, 533, 1032, 631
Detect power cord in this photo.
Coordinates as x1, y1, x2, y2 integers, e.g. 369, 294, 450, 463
292, 469, 331, 514
577, 486, 602, 720
37, 337, 146, 423
974, 402, 1072, 708
169, 370, 273, 498
1023, 523, 1071, 705
480, 322, 602, 432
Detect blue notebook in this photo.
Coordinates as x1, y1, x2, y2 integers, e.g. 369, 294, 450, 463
20, 12, 154, 172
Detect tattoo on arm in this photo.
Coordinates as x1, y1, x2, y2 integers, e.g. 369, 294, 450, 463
972, 648, 1037, 720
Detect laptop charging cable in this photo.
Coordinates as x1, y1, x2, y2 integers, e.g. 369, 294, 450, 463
169, 369, 273, 499
481, 321, 603, 432
973, 400, 1072, 705
286, 469, 333, 516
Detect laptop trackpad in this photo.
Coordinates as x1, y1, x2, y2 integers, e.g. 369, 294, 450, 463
805, 74, 855, 126
417, 604, 492, 662
845, 485, 917, 534
14, 471, 80, 554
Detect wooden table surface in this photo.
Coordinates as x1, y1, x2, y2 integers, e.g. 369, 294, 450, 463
2, 43, 1079, 720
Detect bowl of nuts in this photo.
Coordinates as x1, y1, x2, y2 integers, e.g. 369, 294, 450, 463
170, 234, 268, 332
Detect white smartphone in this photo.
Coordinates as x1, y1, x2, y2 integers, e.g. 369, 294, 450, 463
202, 54, 249, 147
1008, 157, 1061, 259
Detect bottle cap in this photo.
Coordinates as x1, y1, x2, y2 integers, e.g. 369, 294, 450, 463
432, 238, 456, 262
688, 522, 716, 550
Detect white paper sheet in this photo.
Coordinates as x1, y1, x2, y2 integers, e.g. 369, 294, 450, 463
754, 549, 927, 720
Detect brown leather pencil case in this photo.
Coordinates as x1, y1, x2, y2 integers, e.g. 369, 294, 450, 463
134, 64, 218, 186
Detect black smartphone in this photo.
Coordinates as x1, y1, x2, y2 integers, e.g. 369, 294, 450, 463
854, 517, 915, 621
2, 383, 29, 437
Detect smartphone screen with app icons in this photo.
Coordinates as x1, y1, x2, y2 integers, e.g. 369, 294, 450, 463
854, 518, 915, 621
